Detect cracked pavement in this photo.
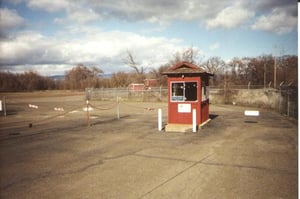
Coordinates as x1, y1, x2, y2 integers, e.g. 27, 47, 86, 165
0, 93, 298, 198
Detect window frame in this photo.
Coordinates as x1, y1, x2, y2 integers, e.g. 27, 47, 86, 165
170, 81, 198, 102
201, 80, 209, 102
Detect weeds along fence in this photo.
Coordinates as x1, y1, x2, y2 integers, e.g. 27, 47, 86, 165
210, 84, 298, 119
209, 84, 266, 104
85, 87, 168, 102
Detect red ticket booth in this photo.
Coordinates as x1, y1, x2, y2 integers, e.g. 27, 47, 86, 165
162, 62, 213, 132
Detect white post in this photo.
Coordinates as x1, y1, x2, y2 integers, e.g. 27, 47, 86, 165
192, 109, 197, 133
3, 96, 6, 117
86, 100, 90, 127
158, 108, 162, 131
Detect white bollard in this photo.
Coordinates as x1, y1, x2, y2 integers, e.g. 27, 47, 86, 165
158, 108, 162, 131
117, 96, 120, 120
192, 109, 197, 133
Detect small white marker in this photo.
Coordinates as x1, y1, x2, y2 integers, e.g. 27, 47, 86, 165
244, 110, 259, 117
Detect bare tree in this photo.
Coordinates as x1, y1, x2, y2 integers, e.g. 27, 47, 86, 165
169, 46, 203, 66
149, 64, 169, 86
201, 57, 225, 85
124, 50, 146, 74
0, 71, 57, 91
90, 66, 104, 77
227, 57, 246, 84
110, 72, 130, 87
64, 64, 104, 90
150, 46, 204, 86
123, 50, 146, 83
202, 57, 225, 74
182, 46, 196, 64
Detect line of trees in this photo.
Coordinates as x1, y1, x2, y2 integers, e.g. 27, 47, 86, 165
150, 48, 297, 88
0, 71, 57, 92
0, 49, 297, 92
225, 55, 297, 87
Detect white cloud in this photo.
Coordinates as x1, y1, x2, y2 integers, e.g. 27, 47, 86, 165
27, 0, 70, 12
0, 29, 187, 75
209, 42, 220, 51
54, 9, 100, 25
54, 3, 102, 25
252, 7, 297, 34
67, 8, 100, 24
206, 4, 255, 29
23, 0, 231, 26
27, 0, 102, 24
0, 31, 65, 65
0, 8, 25, 30
0, 64, 73, 76
1, 0, 297, 76
91, 0, 231, 25
22, 0, 297, 34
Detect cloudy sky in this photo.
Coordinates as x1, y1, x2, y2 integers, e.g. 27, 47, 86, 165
0, 0, 298, 76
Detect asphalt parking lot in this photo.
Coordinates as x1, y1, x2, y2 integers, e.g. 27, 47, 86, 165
0, 93, 298, 198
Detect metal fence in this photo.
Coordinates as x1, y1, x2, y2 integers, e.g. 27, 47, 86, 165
278, 85, 298, 119
86, 84, 265, 102
210, 84, 268, 90
86, 85, 298, 119
85, 87, 168, 102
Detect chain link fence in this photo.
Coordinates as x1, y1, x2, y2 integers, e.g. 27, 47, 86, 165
278, 85, 298, 119
86, 85, 298, 119
85, 87, 168, 102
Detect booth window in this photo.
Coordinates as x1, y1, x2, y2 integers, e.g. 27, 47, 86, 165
171, 82, 197, 101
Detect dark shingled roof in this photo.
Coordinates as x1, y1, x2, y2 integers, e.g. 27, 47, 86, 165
162, 61, 213, 76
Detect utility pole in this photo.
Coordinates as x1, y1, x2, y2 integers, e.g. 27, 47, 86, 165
274, 55, 277, 88
264, 63, 266, 90
273, 45, 277, 89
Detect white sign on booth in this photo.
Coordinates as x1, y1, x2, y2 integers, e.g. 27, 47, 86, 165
178, 104, 191, 113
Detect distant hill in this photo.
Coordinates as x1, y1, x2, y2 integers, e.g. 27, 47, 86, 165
102, 73, 112, 78
49, 74, 112, 80
49, 75, 65, 80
